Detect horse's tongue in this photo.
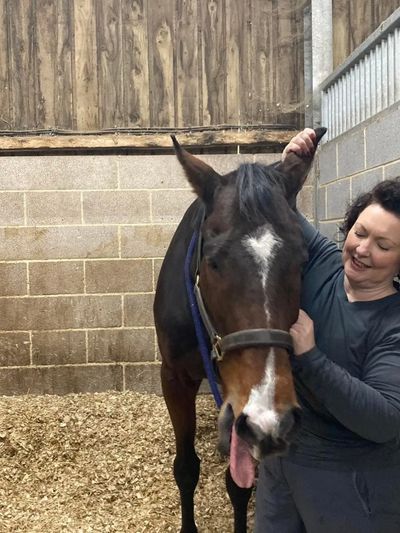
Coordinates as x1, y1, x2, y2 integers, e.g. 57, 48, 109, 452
229, 425, 255, 488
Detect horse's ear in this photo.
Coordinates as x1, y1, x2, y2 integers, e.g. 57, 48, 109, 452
171, 135, 221, 205
276, 127, 327, 206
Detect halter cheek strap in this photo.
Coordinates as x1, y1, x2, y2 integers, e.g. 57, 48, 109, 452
185, 229, 223, 408
185, 208, 294, 407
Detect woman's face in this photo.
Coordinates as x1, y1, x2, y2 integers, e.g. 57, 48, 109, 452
343, 203, 400, 289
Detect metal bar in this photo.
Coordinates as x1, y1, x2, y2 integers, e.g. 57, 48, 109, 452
388, 33, 395, 105
311, 0, 333, 127
395, 28, 400, 101
359, 58, 366, 123
320, 7, 400, 140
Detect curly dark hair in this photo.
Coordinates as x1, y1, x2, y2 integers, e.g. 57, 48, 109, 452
339, 178, 400, 238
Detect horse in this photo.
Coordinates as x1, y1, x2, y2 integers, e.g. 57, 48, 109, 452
153, 128, 326, 533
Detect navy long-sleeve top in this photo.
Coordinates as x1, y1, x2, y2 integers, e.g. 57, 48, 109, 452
287, 215, 400, 469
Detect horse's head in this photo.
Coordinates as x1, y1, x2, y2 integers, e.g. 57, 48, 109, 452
172, 129, 326, 485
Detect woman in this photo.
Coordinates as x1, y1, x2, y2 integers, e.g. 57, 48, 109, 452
255, 129, 400, 533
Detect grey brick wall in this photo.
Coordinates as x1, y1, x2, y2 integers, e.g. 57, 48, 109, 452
1, 150, 314, 396
317, 102, 400, 242
5, 101, 398, 398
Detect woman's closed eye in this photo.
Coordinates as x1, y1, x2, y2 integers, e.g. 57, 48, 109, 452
354, 231, 366, 238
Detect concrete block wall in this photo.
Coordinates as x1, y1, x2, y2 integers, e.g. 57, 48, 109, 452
0, 150, 314, 396
317, 103, 400, 241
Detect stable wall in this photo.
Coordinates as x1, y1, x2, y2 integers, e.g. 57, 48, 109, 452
316, 102, 400, 240
0, 150, 314, 396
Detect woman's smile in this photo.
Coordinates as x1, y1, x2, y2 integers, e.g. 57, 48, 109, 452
351, 256, 370, 270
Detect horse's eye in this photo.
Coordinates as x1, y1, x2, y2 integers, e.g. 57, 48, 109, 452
206, 257, 219, 271
206, 229, 218, 239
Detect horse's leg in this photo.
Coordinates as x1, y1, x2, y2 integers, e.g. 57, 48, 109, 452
161, 362, 201, 533
226, 466, 253, 533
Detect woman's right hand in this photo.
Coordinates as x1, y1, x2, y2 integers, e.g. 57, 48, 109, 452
282, 128, 316, 161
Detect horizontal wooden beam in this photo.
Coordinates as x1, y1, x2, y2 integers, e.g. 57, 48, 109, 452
0, 129, 297, 151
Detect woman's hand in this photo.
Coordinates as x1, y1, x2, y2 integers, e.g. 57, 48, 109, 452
282, 128, 316, 161
290, 309, 316, 356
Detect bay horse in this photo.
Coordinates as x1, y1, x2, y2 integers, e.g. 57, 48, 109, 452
154, 128, 326, 533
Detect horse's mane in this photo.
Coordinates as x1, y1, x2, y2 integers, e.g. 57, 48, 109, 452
235, 163, 287, 225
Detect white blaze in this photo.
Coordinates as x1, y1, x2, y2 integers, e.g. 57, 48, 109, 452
242, 228, 281, 434
243, 227, 281, 321
243, 228, 281, 291
242, 349, 279, 434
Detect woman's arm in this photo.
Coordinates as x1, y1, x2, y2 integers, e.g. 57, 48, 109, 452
282, 129, 343, 272
290, 311, 400, 443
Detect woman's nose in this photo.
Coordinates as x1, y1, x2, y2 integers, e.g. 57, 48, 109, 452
356, 241, 371, 256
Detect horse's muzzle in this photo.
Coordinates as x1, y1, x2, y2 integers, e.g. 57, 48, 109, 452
217, 402, 301, 460
235, 407, 302, 459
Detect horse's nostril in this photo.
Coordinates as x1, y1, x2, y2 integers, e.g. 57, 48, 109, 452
235, 413, 249, 436
235, 413, 260, 445
236, 413, 265, 449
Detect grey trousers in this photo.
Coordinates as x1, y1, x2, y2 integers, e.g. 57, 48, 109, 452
255, 456, 400, 533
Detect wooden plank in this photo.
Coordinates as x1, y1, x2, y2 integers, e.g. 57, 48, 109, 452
8, 0, 37, 129
332, 0, 351, 68
122, 0, 150, 127
270, 0, 279, 124
36, 0, 57, 128
275, 0, 298, 126
292, 0, 305, 129
226, 0, 253, 125
225, 0, 240, 124
372, 0, 400, 29
55, 0, 75, 129
199, 0, 226, 125
148, 0, 175, 126
238, 0, 253, 125
175, 0, 199, 126
96, 0, 124, 128
0, 0, 11, 130
73, 0, 98, 129
251, 0, 276, 124
333, 0, 399, 69
0, 129, 296, 151
349, 0, 374, 52
0, 0, 311, 132
333, 0, 399, 68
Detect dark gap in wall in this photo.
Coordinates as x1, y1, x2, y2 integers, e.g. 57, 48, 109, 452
0, 144, 286, 157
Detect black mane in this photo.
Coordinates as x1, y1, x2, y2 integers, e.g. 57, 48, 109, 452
235, 163, 288, 226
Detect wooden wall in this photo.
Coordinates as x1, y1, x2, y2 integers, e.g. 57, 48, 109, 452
0, 0, 306, 132
333, 0, 400, 68
0, 1, 398, 135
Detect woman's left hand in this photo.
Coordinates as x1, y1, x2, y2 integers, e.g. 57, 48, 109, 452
290, 309, 316, 356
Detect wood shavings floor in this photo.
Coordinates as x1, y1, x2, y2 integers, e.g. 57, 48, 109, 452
0, 392, 255, 532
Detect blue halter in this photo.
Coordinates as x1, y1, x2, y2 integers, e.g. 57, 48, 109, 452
184, 229, 223, 408
183, 215, 293, 408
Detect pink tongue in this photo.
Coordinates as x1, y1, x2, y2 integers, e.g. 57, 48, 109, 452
229, 425, 255, 488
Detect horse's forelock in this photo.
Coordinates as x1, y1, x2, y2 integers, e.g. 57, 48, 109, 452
235, 163, 286, 225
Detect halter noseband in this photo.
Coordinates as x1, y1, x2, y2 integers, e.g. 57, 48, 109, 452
193, 212, 294, 362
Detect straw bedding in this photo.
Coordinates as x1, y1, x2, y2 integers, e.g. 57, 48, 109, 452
0, 391, 255, 532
